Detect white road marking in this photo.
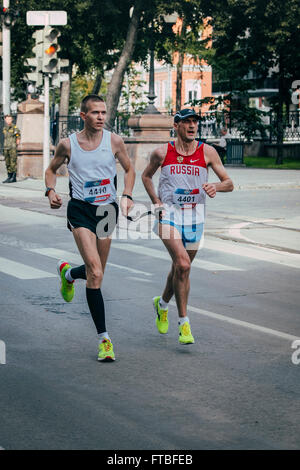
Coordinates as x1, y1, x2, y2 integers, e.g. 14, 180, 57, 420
169, 301, 300, 342
0, 203, 65, 228
205, 238, 300, 269
107, 263, 152, 276
0, 257, 56, 280
27, 247, 152, 277
127, 276, 153, 283
228, 222, 253, 242
27, 247, 82, 264
112, 243, 244, 271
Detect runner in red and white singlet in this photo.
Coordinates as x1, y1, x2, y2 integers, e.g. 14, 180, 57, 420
157, 138, 207, 242
142, 108, 234, 345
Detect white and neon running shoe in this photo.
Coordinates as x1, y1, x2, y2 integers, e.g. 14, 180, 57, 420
153, 296, 169, 334
57, 259, 75, 303
178, 321, 195, 345
98, 339, 115, 362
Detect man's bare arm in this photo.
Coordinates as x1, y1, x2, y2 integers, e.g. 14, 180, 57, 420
203, 144, 234, 198
112, 133, 135, 216
141, 145, 167, 205
45, 138, 70, 208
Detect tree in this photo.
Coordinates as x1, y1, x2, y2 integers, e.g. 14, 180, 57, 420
105, 0, 207, 127
10, 0, 136, 115
160, 1, 208, 111
200, 0, 300, 162
105, 1, 144, 128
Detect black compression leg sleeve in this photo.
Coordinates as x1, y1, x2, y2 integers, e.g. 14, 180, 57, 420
70, 264, 87, 280
86, 287, 106, 334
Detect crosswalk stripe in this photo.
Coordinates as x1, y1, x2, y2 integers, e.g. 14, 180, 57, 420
27, 247, 152, 276
0, 256, 56, 280
27, 248, 82, 265
204, 238, 300, 269
169, 301, 300, 342
112, 243, 244, 271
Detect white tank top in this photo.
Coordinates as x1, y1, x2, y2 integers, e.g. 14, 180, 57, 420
68, 129, 117, 205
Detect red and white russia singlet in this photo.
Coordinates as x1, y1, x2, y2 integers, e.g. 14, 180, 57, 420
157, 140, 208, 226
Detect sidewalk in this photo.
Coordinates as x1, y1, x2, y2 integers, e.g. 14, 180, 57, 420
0, 158, 300, 200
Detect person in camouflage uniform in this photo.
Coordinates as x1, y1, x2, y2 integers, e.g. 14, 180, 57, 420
2, 114, 21, 183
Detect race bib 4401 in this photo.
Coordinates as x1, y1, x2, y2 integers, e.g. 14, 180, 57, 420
173, 188, 200, 208
83, 178, 112, 204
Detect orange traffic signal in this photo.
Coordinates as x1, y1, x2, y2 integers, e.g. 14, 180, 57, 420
45, 44, 57, 55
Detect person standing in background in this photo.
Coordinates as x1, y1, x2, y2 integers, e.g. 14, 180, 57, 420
2, 115, 20, 183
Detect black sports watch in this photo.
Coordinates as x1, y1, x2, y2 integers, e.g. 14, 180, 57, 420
45, 187, 55, 197
121, 194, 133, 201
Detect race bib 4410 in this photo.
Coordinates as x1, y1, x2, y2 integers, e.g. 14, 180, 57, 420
83, 178, 112, 204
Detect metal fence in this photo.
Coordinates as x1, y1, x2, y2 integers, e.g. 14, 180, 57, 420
198, 112, 242, 141
269, 111, 300, 142
51, 113, 84, 146
50, 113, 130, 145
2, 110, 299, 156
197, 110, 300, 142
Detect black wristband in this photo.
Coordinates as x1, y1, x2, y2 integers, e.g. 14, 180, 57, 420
121, 194, 133, 201
45, 187, 55, 197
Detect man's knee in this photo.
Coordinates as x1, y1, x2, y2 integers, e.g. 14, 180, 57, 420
174, 256, 191, 278
86, 263, 103, 285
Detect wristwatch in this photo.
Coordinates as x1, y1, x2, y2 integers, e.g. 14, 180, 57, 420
45, 187, 55, 197
121, 194, 133, 201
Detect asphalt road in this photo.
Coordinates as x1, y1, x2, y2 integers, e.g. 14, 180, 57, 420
0, 184, 300, 450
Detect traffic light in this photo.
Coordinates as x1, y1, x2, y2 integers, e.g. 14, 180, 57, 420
51, 58, 70, 88
1, 7, 19, 28
24, 29, 43, 87
42, 26, 60, 73
24, 57, 43, 87
32, 29, 44, 57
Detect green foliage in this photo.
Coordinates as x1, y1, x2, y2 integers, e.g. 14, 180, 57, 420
190, 91, 271, 141
10, 0, 205, 108
244, 157, 300, 169
119, 66, 148, 115
228, 101, 270, 141
9, 0, 136, 103
201, 0, 300, 108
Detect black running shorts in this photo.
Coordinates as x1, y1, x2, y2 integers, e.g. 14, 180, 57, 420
67, 198, 119, 238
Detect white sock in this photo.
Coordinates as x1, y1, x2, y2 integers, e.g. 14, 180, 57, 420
178, 316, 189, 326
65, 268, 74, 283
159, 297, 169, 310
99, 332, 110, 343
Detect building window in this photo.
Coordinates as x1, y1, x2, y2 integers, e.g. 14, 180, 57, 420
185, 80, 201, 104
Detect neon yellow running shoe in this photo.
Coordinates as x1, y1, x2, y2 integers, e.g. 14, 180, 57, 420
57, 259, 75, 303
178, 321, 195, 345
153, 296, 169, 334
98, 339, 115, 362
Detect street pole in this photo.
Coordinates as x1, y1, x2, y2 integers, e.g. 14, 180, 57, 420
26, 10, 68, 176
43, 15, 50, 175
43, 73, 50, 175
2, 0, 11, 114
144, 22, 160, 115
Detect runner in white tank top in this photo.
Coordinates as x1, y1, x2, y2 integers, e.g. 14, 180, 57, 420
142, 108, 234, 346
68, 128, 117, 205
45, 95, 135, 362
